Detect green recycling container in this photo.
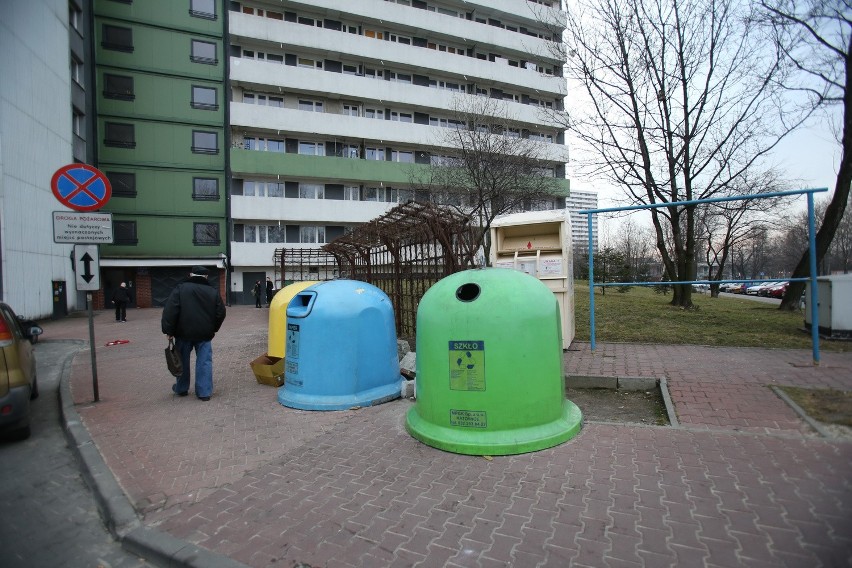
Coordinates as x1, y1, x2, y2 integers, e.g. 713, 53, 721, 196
406, 268, 582, 455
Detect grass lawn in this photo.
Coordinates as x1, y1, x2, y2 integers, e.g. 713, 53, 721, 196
572, 282, 849, 352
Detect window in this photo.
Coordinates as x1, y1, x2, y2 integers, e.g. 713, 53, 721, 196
267, 182, 284, 197
69, 4, 82, 32
267, 53, 284, 63
193, 177, 219, 200
342, 63, 358, 75
266, 139, 284, 152
389, 72, 412, 83
300, 226, 325, 243
341, 144, 359, 158
341, 104, 359, 116
297, 57, 321, 69
191, 86, 218, 110
267, 225, 286, 243
107, 172, 136, 197
104, 73, 134, 100
190, 40, 217, 64
365, 147, 385, 161
71, 58, 84, 87
364, 29, 384, 40
298, 99, 323, 112
365, 108, 384, 119
113, 220, 138, 245
72, 111, 84, 137
391, 150, 414, 163
344, 185, 359, 200
192, 130, 218, 154
364, 68, 381, 80
193, 223, 220, 245
299, 183, 323, 199
104, 122, 135, 148
102, 24, 133, 52
189, 0, 216, 19
298, 142, 324, 156
390, 111, 413, 123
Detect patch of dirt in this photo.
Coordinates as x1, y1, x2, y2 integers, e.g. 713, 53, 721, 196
566, 388, 670, 426
779, 386, 852, 429
775, 386, 852, 440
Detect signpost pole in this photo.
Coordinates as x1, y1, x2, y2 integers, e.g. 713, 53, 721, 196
87, 292, 99, 402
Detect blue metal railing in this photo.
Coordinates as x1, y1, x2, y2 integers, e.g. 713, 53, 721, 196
579, 187, 829, 364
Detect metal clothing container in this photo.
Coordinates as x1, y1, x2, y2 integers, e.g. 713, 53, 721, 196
267, 281, 318, 358
406, 268, 582, 455
278, 280, 402, 411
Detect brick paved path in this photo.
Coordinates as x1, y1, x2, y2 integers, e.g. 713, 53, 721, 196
41, 306, 851, 567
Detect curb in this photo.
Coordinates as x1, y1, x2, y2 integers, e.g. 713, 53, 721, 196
57, 342, 250, 568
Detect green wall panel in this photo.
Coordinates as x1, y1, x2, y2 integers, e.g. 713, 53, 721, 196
94, 0, 223, 37
95, 17, 223, 80
229, 149, 571, 195
98, 119, 224, 170
230, 149, 432, 185
102, 167, 225, 216
102, 217, 225, 258
98, 71, 223, 126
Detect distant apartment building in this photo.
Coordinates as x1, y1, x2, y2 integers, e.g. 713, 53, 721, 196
565, 189, 598, 256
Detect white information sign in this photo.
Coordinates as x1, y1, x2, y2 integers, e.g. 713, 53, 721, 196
53, 211, 113, 243
74, 244, 101, 291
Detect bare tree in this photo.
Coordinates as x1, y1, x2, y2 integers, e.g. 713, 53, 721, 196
409, 96, 566, 264
700, 172, 791, 296
548, 0, 808, 308
612, 218, 656, 281
758, 0, 852, 309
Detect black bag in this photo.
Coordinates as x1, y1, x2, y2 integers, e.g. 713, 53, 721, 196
165, 337, 183, 377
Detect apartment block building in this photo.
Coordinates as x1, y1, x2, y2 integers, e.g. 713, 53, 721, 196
565, 189, 599, 255
226, 0, 569, 303
2, 0, 568, 316
92, 0, 227, 307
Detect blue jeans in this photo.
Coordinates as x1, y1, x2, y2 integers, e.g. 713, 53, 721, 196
173, 339, 213, 398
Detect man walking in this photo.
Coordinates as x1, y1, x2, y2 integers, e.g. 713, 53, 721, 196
161, 266, 227, 401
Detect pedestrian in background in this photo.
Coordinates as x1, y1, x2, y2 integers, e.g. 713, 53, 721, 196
111, 282, 130, 322
266, 277, 274, 307
253, 280, 262, 308
161, 266, 227, 401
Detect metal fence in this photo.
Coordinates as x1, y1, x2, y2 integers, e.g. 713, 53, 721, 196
277, 202, 482, 343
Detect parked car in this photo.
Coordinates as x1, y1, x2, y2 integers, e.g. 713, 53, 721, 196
722, 282, 747, 294
0, 303, 43, 440
746, 282, 773, 295
765, 282, 789, 299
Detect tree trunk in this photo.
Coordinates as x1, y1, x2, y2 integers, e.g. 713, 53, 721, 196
780, 37, 852, 311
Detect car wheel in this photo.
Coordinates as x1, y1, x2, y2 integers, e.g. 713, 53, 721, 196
10, 425, 31, 441
30, 375, 39, 400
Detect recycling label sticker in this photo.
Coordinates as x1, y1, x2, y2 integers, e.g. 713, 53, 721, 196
448, 340, 485, 391
286, 323, 300, 359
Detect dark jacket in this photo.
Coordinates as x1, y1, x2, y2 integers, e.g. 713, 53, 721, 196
161, 276, 227, 341
112, 287, 131, 303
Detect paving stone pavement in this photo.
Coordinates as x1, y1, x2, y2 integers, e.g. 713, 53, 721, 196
41, 305, 852, 567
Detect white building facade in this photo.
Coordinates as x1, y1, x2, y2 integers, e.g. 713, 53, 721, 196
226, 0, 568, 302
0, 0, 84, 318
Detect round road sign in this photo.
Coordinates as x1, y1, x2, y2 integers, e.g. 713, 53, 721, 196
51, 164, 112, 212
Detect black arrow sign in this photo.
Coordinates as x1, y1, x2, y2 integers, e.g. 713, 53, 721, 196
80, 252, 95, 283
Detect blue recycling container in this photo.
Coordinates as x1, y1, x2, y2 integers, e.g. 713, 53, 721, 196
278, 280, 402, 410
